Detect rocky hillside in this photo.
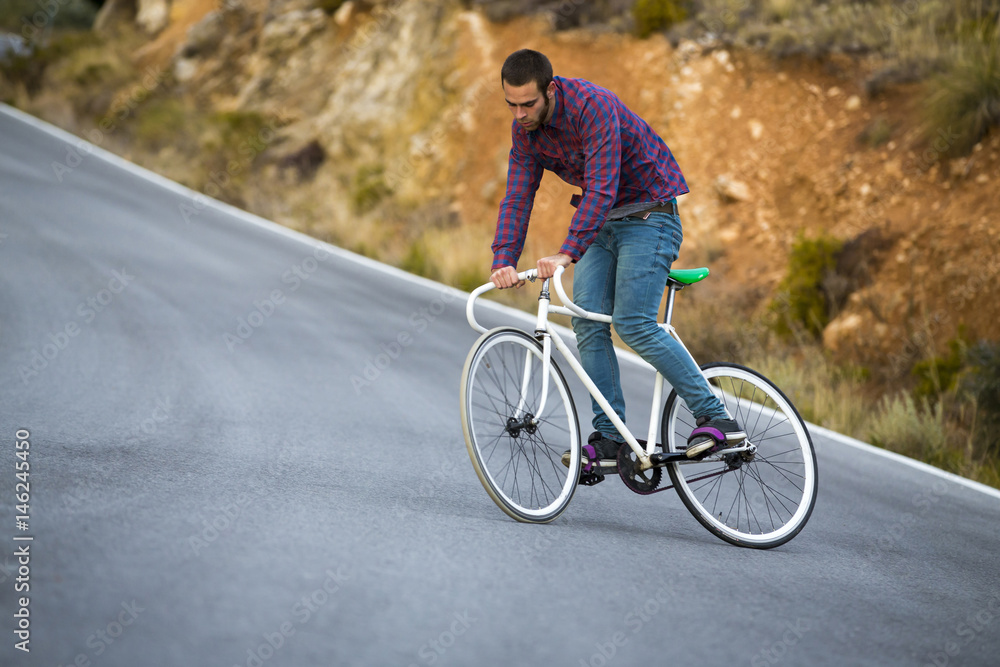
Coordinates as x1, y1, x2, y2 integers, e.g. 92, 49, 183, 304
6, 0, 999, 379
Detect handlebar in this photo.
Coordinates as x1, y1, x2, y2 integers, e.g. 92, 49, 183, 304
466, 265, 611, 334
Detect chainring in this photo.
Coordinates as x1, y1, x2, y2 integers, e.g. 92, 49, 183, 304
616, 443, 662, 495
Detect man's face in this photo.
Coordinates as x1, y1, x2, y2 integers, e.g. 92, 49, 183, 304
503, 80, 553, 131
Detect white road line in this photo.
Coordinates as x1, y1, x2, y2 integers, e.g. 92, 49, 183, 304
6, 102, 998, 502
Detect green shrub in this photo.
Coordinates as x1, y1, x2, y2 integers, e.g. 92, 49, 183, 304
314, 0, 347, 15
965, 340, 1000, 453
770, 233, 843, 339
352, 165, 393, 213
857, 116, 893, 148
454, 263, 487, 294
633, 0, 688, 39
923, 29, 1000, 157
869, 393, 951, 460
0, 0, 99, 34
913, 334, 967, 400
199, 110, 273, 154
763, 0, 798, 23
400, 238, 438, 280
0, 29, 101, 94
750, 353, 871, 436
134, 97, 191, 151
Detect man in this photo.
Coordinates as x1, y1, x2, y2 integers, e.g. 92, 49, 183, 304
489, 49, 745, 480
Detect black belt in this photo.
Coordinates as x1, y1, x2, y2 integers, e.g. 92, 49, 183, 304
639, 200, 677, 219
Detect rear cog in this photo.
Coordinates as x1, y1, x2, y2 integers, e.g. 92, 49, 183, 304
617, 443, 662, 495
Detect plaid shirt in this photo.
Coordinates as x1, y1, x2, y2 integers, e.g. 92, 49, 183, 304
492, 76, 689, 270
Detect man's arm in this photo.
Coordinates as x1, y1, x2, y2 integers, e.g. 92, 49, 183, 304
492, 137, 543, 273
559, 98, 622, 261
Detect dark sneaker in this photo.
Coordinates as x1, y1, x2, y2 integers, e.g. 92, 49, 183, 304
685, 417, 746, 459
561, 431, 621, 475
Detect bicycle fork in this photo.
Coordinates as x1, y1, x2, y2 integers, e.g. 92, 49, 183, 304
505, 280, 555, 436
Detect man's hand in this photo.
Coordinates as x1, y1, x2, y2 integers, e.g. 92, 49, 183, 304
490, 265, 524, 289
537, 253, 573, 279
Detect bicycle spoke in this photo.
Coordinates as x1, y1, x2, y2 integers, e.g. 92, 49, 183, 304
666, 363, 817, 548
462, 331, 579, 523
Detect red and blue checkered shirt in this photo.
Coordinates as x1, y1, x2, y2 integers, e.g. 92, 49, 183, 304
492, 76, 689, 270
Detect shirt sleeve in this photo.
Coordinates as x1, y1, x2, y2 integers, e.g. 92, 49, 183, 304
492, 130, 543, 271
559, 99, 621, 261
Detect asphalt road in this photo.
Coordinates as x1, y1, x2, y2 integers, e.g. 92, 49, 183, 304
1, 104, 999, 667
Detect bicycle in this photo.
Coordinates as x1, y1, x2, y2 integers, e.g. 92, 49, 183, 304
460, 265, 818, 549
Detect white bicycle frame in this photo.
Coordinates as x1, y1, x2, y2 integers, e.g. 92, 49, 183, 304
466, 265, 745, 471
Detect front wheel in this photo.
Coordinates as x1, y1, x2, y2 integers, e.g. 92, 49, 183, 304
460, 328, 581, 523
662, 363, 818, 549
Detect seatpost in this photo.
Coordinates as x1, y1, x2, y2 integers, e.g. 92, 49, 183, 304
663, 283, 681, 326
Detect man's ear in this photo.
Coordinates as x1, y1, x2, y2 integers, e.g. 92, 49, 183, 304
546, 80, 555, 98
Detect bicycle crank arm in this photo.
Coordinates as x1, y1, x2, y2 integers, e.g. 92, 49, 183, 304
648, 451, 688, 466
649, 441, 756, 466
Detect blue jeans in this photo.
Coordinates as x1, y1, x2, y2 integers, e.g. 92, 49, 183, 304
571, 209, 727, 440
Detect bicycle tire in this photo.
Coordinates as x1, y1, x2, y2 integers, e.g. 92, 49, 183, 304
460, 327, 581, 523
662, 362, 818, 548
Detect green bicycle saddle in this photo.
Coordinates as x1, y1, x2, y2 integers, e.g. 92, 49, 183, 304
667, 267, 710, 285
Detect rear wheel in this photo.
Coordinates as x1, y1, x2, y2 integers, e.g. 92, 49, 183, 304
460, 328, 580, 523
662, 363, 818, 548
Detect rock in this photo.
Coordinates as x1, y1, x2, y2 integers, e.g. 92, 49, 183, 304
714, 175, 751, 203
174, 57, 198, 82
748, 119, 763, 140
845, 95, 861, 111
93, 0, 133, 33
261, 9, 328, 53
334, 1, 355, 25
180, 11, 223, 58
976, 173, 989, 184
137, 0, 170, 34
823, 312, 863, 353
278, 140, 326, 181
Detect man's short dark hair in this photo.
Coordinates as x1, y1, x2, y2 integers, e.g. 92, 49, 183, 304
501, 49, 553, 93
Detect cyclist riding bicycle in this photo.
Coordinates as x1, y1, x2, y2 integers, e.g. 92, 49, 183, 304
489, 49, 746, 481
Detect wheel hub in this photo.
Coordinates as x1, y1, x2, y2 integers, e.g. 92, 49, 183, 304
505, 414, 536, 438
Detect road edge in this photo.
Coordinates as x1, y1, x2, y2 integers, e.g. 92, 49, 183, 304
6, 102, 998, 503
